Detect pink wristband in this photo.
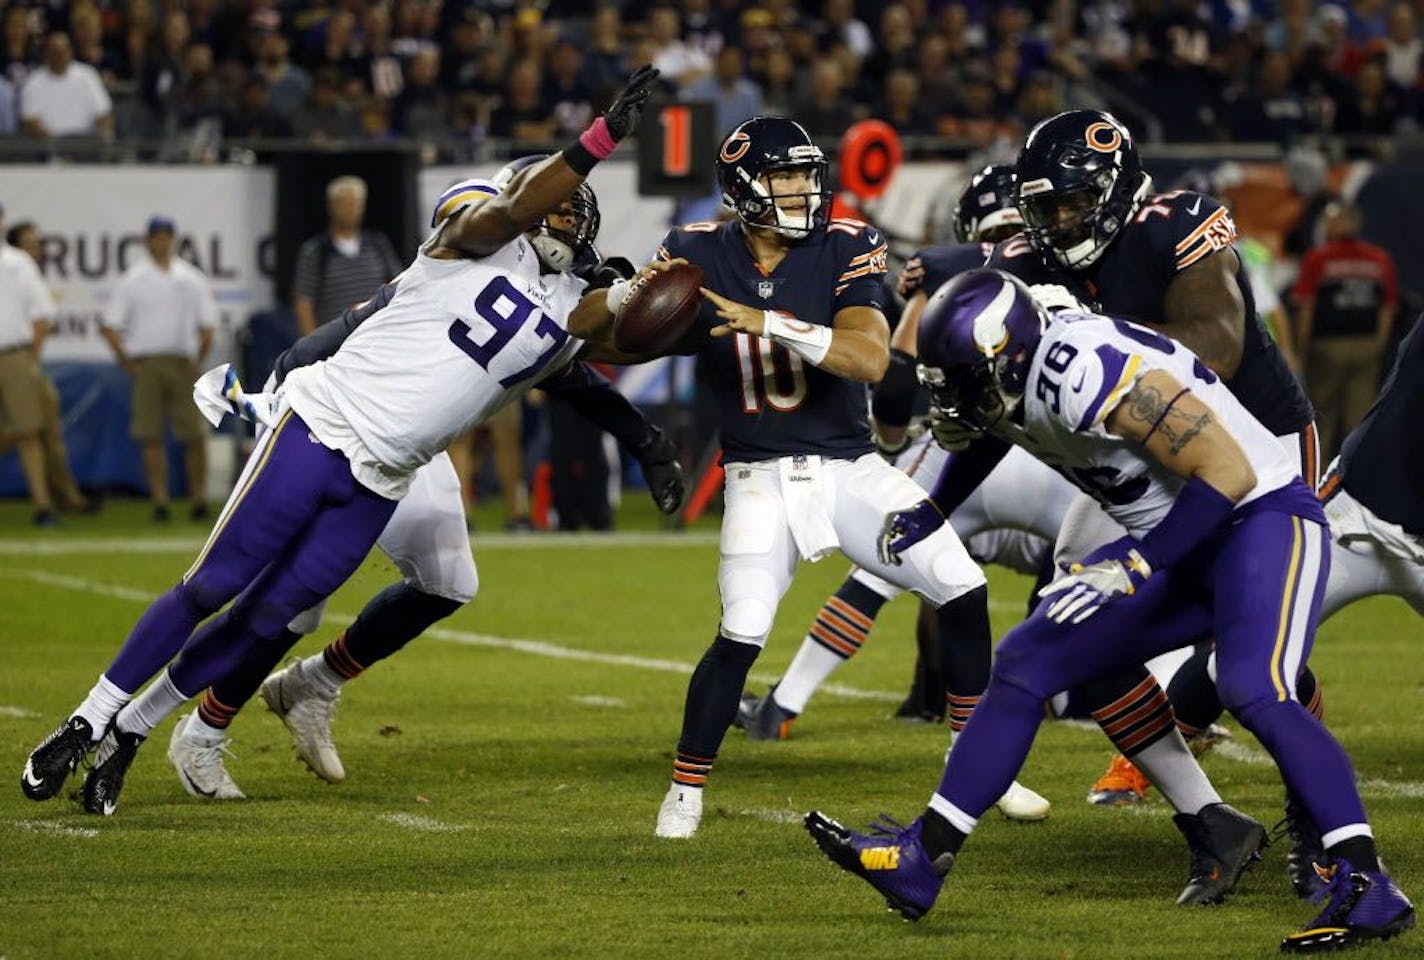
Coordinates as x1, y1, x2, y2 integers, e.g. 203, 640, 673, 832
578, 116, 619, 160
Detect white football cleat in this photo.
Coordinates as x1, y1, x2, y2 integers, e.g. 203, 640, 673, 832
260, 664, 345, 783
167, 713, 245, 800
996, 780, 1051, 821
655, 784, 703, 839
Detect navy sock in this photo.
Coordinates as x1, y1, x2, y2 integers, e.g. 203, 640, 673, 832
936, 585, 992, 731
341, 582, 464, 669
676, 634, 762, 762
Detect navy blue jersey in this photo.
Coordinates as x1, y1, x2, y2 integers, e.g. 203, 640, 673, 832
272, 282, 396, 386
913, 242, 994, 297
658, 219, 887, 462
1336, 315, 1424, 534
988, 191, 1313, 436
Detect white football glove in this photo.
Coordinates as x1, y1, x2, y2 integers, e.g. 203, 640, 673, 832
1029, 283, 1086, 314
927, 405, 983, 452
1036, 550, 1152, 624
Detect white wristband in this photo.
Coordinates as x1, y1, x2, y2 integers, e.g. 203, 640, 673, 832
763, 310, 832, 366
605, 278, 633, 315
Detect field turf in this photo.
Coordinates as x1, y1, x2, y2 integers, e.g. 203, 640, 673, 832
0, 499, 1419, 959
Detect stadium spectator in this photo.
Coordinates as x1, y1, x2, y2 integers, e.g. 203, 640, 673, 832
875, 68, 934, 136
1221, 50, 1312, 142
255, 29, 310, 120
0, 74, 15, 135
648, 5, 712, 90
758, 46, 797, 117
291, 67, 359, 140
291, 175, 401, 336
358, 5, 404, 101
543, 37, 593, 138
19, 32, 114, 139
1292, 203, 1399, 458
1380, 3, 1421, 88
860, 5, 918, 89
1335, 57, 1406, 134
222, 75, 293, 138
821, 0, 874, 60
168, 43, 224, 134
684, 46, 763, 139
71, 5, 122, 86
0, 204, 63, 526
5, 217, 90, 517
488, 58, 555, 141
582, 5, 631, 101
100, 216, 217, 523
392, 47, 446, 139
793, 58, 857, 139
440, 12, 492, 92
0, 6, 35, 89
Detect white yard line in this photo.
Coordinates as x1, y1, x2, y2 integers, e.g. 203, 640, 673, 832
376, 813, 470, 833
0, 706, 39, 718
570, 695, 628, 708
6, 819, 100, 839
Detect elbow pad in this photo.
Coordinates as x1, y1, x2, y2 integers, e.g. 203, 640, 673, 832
871, 349, 919, 429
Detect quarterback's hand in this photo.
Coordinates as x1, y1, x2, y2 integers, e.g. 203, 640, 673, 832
604, 65, 660, 140
1037, 546, 1152, 624
897, 256, 926, 298
927, 405, 982, 452
704, 288, 765, 337
632, 426, 685, 515
878, 499, 945, 566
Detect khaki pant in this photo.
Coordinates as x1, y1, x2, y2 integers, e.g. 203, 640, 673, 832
0, 346, 45, 435
131, 354, 205, 442
1306, 336, 1381, 460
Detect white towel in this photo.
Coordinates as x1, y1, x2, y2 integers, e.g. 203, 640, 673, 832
1327, 489, 1424, 565
192, 363, 281, 430
779, 454, 839, 562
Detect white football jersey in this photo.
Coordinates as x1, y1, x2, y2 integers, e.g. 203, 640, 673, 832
1001, 311, 1296, 535
283, 235, 587, 498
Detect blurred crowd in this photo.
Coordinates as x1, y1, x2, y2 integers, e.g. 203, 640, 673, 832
0, 0, 1418, 151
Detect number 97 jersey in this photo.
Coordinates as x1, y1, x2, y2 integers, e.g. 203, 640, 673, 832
656, 219, 888, 463
1017, 311, 1298, 535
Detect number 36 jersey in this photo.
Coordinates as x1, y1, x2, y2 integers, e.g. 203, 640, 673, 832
658, 219, 887, 463
1010, 311, 1297, 536
283, 236, 586, 499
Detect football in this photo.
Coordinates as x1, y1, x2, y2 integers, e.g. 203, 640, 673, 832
613, 262, 705, 355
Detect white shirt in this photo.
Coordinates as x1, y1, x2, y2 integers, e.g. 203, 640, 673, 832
102, 257, 217, 358
0, 244, 53, 350
282, 235, 587, 499
19, 62, 111, 136
1004, 311, 1295, 536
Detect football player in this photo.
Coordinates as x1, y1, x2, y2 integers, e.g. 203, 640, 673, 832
163, 174, 685, 800
20, 66, 665, 815
651, 117, 987, 839
733, 165, 1062, 821
806, 270, 1415, 954
984, 109, 1332, 886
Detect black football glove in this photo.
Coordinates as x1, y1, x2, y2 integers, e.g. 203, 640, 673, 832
577, 256, 636, 290
604, 65, 660, 141
632, 426, 685, 515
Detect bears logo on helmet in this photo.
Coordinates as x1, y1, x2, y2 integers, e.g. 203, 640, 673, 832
716, 117, 832, 240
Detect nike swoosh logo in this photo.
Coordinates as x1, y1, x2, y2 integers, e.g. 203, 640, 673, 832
179, 768, 218, 799
22, 762, 45, 789
101, 800, 116, 816
1073, 369, 1087, 390
1188, 197, 1202, 216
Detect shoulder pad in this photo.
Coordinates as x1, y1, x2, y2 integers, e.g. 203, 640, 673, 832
1131, 191, 1237, 272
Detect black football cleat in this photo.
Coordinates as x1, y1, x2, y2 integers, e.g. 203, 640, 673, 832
1173, 802, 1268, 906
81, 728, 146, 816
22, 716, 96, 800
1280, 860, 1415, 953
1273, 791, 1330, 900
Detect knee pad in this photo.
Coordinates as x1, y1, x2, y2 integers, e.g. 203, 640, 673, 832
286, 599, 328, 637
441, 560, 478, 605
720, 599, 774, 646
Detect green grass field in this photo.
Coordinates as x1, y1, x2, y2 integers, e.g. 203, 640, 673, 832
1, 499, 1420, 959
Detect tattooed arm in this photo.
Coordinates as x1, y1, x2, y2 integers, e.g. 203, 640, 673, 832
1103, 368, 1257, 501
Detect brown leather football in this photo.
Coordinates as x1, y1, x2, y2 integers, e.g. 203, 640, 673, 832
613, 262, 705, 355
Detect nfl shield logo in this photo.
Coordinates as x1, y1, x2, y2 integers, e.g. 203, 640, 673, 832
792, 455, 807, 470
757, 279, 775, 299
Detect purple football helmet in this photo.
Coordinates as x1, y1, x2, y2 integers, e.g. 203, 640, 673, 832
916, 268, 1048, 431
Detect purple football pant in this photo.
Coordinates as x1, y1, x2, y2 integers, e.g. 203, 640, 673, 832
937, 508, 1370, 839
105, 410, 397, 697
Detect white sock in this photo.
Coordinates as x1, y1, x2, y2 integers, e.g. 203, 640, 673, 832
299, 654, 344, 698
116, 671, 188, 737
73, 675, 132, 740
1132, 731, 1222, 815
773, 639, 850, 714
928, 792, 979, 835
185, 713, 228, 747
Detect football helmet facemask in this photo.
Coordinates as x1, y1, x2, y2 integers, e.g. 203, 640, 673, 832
492, 154, 602, 272
954, 164, 1024, 244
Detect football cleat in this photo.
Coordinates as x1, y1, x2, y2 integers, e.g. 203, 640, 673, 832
21, 715, 96, 801
736, 685, 798, 742
654, 784, 703, 839
167, 713, 245, 800
260, 663, 345, 783
1188, 722, 1232, 758
1173, 802, 1268, 906
804, 811, 953, 921
996, 780, 1051, 822
81, 728, 146, 816
1087, 753, 1152, 806
1273, 791, 1330, 900
1280, 860, 1415, 953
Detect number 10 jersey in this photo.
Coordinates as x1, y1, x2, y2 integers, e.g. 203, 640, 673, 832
283, 236, 587, 499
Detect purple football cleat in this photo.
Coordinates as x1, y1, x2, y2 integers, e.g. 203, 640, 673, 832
1280, 859, 1415, 953
804, 811, 953, 921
